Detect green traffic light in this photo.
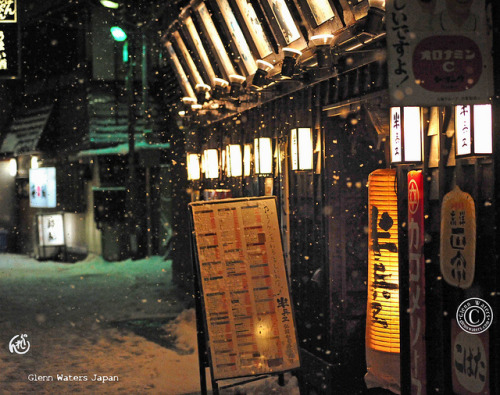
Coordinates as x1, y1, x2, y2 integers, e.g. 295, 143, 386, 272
110, 26, 127, 42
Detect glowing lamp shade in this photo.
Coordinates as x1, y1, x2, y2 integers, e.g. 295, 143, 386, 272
31, 156, 39, 169
455, 104, 493, 156
8, 158, 17, 177
243, 143, 252, 176
290, 128, 313, 170
100, 0, 120, 9
203, 149, 219, 179
254, 137, 273, 175
110, 26, 127, 42
226, 144, 243, 177
366, 169, 400, 353
187, 153, 201, 180
390, 107, 422, 163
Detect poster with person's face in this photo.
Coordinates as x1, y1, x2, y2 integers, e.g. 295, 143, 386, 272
387, 0, 493, 106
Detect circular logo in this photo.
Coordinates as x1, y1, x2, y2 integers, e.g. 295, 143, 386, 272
408, 179, 420, 215
456, 298, 493, 334
413, 35, 482, 92
8, 334, 31, 355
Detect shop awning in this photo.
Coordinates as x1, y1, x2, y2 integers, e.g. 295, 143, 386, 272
76, 141, 171, 157
0, 106, 53, 155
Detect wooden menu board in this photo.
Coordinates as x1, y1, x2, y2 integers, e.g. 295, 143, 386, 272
189, 196, 300, 381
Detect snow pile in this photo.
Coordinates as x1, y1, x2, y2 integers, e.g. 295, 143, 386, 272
0, 254, 299, 394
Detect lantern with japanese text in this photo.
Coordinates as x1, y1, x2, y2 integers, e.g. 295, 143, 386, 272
186, 153, 201, 181
455, 104, 493, 157
366, 169, 400, 353
390, 107, 422, 163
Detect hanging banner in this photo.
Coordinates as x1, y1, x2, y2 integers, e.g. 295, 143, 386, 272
386, 0, 493, 106
365, 169, 400, 394
189, 197, 300, 380
440, 185, 476, 288
0, 0, 20, 79
451, 320, 489, 394
408, 170, 426, 395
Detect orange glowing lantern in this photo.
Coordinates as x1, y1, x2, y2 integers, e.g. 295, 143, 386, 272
366, 168, 400, 353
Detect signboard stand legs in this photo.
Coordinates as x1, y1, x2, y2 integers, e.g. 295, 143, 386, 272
190, 216, 219, 395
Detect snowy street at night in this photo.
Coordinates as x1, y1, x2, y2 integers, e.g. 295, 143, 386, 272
0, 254, 298, 394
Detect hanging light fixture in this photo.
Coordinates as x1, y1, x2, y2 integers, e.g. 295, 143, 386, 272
281, 48, 302, 79
366, 168, 400, 353
203, 149, 219, 179
365, 0, 386, 36
455, 104, 493, 157
226, 144, 243, 177
254, 137, 273, 175
195, 83, 211, 104
251, 60, 274, 89
390, 107, 423, 163
290, 128, 313, 170
212, 78, 230, 100
310, 34, 334, 68
229, 74, 246, 99
186, 153, 201, 180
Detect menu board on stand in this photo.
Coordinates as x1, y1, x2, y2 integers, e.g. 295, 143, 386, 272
188, 196, 300, 394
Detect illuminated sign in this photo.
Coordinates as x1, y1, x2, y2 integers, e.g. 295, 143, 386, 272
266, 0, 300, 45
215, 0, 257, 76
408, 170, 426, 393
226, 144, 242, 177
305, 0, 335, 26
234, 0, 273, 58
390, 107, 422, 163
455, 104, 493, 156
172, 31, 205, 87
440, 185, 476, 289
195, 2, 237, 79
184, 16, 217, 86
204, 149, 219, 179
0, 0, 20, 79
38, 214, 65, 247
366, 168, 400, 353
29, 167, 57, 208
165, 41, 196, 98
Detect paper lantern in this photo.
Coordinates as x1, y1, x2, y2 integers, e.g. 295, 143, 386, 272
390, 107, 422, 163
186, 153, 201, 181
290, 128, 313, 171
226, 144, 242, 177
254, 137, 273, 175
366, 169, 400, 353
243, 144, 252, 176
203, 149, 219, 179
455, 104, 493, 156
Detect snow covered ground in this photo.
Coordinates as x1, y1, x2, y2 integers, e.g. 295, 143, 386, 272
0, 254, 299, 394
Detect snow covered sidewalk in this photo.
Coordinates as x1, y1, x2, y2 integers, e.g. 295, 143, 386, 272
0, 254, 299, 394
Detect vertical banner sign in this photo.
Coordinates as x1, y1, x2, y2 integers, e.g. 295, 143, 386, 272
440, 186, 476, 288
408, 170, 426, 394
451, 320, 489, 394
189, 197, 300, 380
0, 0, 20, 79
386, 0, 493, 106
365, 169, 400, 394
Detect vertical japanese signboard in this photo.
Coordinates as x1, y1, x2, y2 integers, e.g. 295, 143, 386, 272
408, 170, 426, 394
189, 197, 300, 380
440, 185, 476, 288
451, 320, 489, 394
365, 169, 400, 394
386, 0, 493, 106
38, 214, 65, 247
0, 0, 19, 79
